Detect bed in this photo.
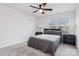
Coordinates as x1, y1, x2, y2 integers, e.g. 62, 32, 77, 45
27, 29, 62, 56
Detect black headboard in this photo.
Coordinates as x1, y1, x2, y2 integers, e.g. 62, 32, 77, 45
44, 29, 62, 35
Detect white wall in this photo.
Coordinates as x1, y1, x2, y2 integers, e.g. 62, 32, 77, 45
37, 11, 76, 34
0, 5, 36, 48
76, 4, 79, 54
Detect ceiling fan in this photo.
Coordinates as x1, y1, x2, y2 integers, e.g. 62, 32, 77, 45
30, 3, 53, 14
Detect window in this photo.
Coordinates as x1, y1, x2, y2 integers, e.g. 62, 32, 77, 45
49, 16, 69, 25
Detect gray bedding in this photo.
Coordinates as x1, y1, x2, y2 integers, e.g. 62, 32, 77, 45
27, 36, 60, 56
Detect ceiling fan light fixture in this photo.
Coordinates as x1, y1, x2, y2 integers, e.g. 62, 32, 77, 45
39, 9, 43, 12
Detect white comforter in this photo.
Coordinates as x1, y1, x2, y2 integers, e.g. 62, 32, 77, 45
35, 34, 60, 42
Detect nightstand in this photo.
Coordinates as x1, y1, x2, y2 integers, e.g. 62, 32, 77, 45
63, 34, 76, 46
35, 32, 42, 35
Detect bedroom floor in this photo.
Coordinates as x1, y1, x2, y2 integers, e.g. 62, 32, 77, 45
55, 44, 78, 56
0, 42, 50, 56
0, 42, 78, 56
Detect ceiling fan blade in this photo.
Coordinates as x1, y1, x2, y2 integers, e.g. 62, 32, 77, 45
39, 5, 41, 8
33, 10, 39, 13
42, 3, 47, 7
39, 3, 47, 8
43, 8, 53, 11
30, 5, 39, 9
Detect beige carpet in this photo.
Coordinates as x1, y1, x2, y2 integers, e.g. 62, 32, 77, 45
0, 41, 78, 56
0, 42, 50, 56
55, 44, 78, 56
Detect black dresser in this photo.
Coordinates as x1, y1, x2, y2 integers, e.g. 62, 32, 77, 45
63, 34, 76, 46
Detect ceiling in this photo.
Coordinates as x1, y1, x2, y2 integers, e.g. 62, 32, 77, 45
1, 3, 77, 17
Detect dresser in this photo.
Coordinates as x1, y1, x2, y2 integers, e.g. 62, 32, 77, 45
63, 34, 76, 46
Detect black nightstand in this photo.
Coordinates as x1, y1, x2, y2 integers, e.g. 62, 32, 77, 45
63, 34, 76, 46
35, 32, 42, 35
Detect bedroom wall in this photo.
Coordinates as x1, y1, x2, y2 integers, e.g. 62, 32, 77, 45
76, 4, 79, 54
0, 5, 37, 48
37, 10, 76, 34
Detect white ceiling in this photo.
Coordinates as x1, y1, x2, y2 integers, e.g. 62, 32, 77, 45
1, 3, 77, 17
